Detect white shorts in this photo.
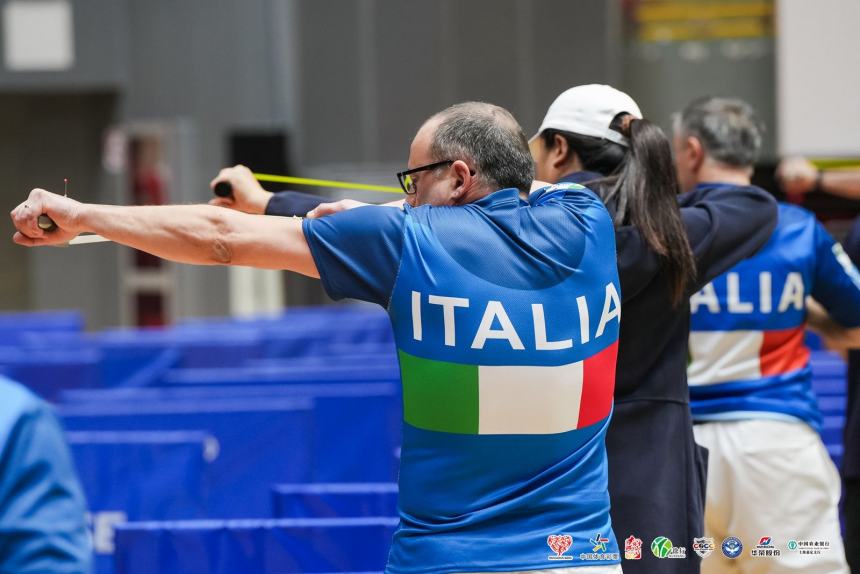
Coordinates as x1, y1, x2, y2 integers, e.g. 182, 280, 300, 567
694, 419, 848, 574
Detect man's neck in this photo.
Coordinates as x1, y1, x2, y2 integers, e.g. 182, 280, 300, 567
458, 183, 502, 205
696, 160, 753, 188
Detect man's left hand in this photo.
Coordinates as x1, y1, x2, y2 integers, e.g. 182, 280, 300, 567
306, 199, 369, 219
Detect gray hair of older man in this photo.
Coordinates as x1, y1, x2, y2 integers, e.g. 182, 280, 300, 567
673, 97, 765, 169
429, 102, 535, 195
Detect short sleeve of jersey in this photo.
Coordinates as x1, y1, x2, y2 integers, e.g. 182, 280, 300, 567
811, 219, 860, 327
302, 206, 406, 306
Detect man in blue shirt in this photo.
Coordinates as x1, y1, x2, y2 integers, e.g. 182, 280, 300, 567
0, 376, 91, 573
777, 157, 860, 571
680, 98, 860, 573
12, 102, 623, 574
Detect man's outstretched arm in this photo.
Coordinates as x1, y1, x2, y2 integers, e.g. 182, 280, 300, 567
208, 164, 403, 219
11, 188, 318, 277
778, 157, 860, 200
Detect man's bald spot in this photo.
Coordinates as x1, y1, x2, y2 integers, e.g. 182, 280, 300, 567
429, 102, 522, 139
423, 101, 535, 195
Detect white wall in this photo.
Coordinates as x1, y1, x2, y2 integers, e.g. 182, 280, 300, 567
777, 0, 860, 156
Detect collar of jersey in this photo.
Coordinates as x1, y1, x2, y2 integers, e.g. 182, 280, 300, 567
472, 187, 522, 208
405, 187, 523, 211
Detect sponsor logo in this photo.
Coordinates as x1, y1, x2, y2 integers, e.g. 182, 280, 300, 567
652, 537, 672, 559
651, 537, 687, 559
579, 533, 620, 561
625, 535, 643, 560
721, 537, 743, 559
547, 534, 573, 561
751, 536, 780, 558
693, 537, 716, 558
786, 539, 831, 556
591, 533, 609, 553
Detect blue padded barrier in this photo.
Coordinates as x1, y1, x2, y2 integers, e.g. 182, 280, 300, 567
60, 382, 400, 403
812, 379, 847, 397
175, 305, 388, 332
13, 331, 183, 389
68, 430, 215, 520
0, 310, 84, 344
114, 517, 396, 574
93, 327, 267, 370
175, 307, 393, 360
817, 395, 847, 416
271, 483, 398, 519
59, 398, 316, 517
828, 443, 844, 468
2, 307, 396, 390
810, 359, 848, 379
821, 415, 845, 446
323, 341, 397, 357
62, 386, 401, 484
0, 347, 102, 400
162, 363, 402, 387
258, 328, 393, 361
67, 431, 216, 574
244, 353, 397, 370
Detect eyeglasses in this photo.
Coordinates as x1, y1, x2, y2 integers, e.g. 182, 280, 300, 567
396, 160, 454, 195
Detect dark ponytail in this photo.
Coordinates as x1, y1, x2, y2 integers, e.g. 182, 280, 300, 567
598, 117, 696, 306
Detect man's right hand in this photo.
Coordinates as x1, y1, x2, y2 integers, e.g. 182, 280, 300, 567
11, 188, 84, 246
209, 165, 273, 214
776, 156, 818, 195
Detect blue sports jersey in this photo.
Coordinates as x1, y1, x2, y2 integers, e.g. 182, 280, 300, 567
304, 184, 622, 573
688, 192, 860, 430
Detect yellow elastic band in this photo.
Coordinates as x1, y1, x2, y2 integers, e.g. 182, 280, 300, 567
252, 172, 402, 194
808, 159, 860, 171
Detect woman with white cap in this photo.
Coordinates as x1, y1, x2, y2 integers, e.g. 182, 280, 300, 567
530, 85, 777, 574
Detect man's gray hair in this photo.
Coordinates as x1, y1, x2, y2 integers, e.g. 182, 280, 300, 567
429, 102, 534, 194
673, 97, 764, 168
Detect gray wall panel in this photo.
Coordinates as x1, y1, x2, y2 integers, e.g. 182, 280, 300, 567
374, 0, 457, 163
0, 0, 128, 90
297, 0, 364, 166
0, 93, 120, 327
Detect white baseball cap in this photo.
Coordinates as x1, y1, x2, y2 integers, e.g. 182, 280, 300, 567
536, 84, 643, 147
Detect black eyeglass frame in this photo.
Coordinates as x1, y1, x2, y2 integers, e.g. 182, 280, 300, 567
396, 160, 455, 195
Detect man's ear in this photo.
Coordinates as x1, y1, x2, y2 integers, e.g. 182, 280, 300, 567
450, 160, 473, 200
687, 136, 705, 171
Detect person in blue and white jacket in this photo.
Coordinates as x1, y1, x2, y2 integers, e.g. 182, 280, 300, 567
0, 376, 91, 573
778, 156, 860, 572
678, 97, 860, 574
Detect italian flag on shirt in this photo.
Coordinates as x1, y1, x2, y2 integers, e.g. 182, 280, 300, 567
398, 342, 618, 435
688, 325, 809, 385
